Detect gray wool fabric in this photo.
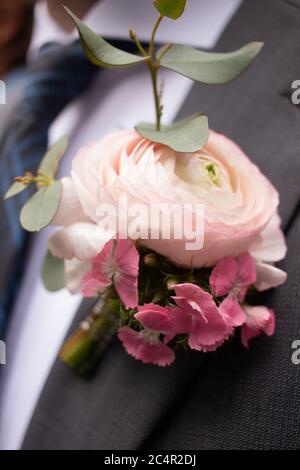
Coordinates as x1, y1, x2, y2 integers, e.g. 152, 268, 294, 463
22, 0, 300, 450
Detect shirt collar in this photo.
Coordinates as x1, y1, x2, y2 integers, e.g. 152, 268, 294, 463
28, 0, 242, 62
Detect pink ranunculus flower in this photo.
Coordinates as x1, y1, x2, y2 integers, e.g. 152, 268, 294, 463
81, 239, 139, 309
48, 129, 286, 290
171, 283, 229, 352
118, 304, 175, 366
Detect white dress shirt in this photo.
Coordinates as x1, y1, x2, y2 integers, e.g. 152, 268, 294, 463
0, 0, 241, 450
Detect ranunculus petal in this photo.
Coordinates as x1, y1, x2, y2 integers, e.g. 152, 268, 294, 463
250, 213, 287, 263
49, 223, 114, 261
51, 177, 91, 227
135, 304, 174, 334
118, 327, 175, 366
255, 261, 287, 291
64, 258, 90, 294
219, 296, 246, 327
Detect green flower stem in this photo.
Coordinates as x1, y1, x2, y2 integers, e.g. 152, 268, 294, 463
130, 14, 164, 131
148, 14, 164, 131
149, 14, 164, 58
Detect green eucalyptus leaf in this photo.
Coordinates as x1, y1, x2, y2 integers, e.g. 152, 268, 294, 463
136, 113, 208, 153
4, 181, 29, 200
158, 42, 264, 84
154, 0, 187, 19
39, 135, 69, 177
42, 250, 65, 292
64, 6, 147, 67
20, 180, 62, 232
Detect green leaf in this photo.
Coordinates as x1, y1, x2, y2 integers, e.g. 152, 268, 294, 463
154, 0, 187, 19
4, 181, 29, 200
136, 113, 208, 153
42, 250, 65, 292
39, 135, 69, 177
20, 180, 62, 232
158, 42, 264, 84
64, 6, 147, 67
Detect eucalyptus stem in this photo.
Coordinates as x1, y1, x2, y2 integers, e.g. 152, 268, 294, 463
129, 29, 148, 57
130, 15, 165, 131
149, 66, 162, 131
149, 14, 163, 58
148, 14, 164, 131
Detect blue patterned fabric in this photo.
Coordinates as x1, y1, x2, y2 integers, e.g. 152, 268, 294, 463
0, 39, 136, 336
0, 41, 100, 335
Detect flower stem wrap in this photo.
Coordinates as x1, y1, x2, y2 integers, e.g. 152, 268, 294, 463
60, 297, 119, 376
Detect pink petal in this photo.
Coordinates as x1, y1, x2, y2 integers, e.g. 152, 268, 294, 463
236, 252, 256, 299
174, 283, 228, 350
114, 239, 139, 309
209, 257, 237, 297
135, 304, 174, 334
263, 309, 275, 336
241, 306, 275, 348
115, 239, 139, 278
250, 213, 287, 263
115, 273, 138, 309
255, 262, 287, 291
82, 276, 109, 297
219, 296, 246, 327
92, 239, 114, 268
118, 327, 175, 366
170, 306, 194, 335
241, 325, 261, 349
244, 306, 274, 331
187, 305, 227, 350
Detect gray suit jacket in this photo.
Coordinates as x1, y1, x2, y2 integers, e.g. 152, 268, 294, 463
22, 0, 300, 449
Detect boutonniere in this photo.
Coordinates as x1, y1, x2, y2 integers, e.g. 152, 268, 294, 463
5, 0, 287, 373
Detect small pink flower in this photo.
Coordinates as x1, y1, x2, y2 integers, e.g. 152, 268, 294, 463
241, 306, 275, 348
210, 252, 256, 327
135, 304, 174, 335
118, 304, 175, 366
171, 283, 228, 352
82, 239, 139, 309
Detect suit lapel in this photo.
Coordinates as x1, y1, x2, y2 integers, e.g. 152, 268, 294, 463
22, 0, 300, 449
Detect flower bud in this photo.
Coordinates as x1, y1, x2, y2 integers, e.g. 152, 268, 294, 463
166, 275, 180, 290
143, 253, 160, 268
